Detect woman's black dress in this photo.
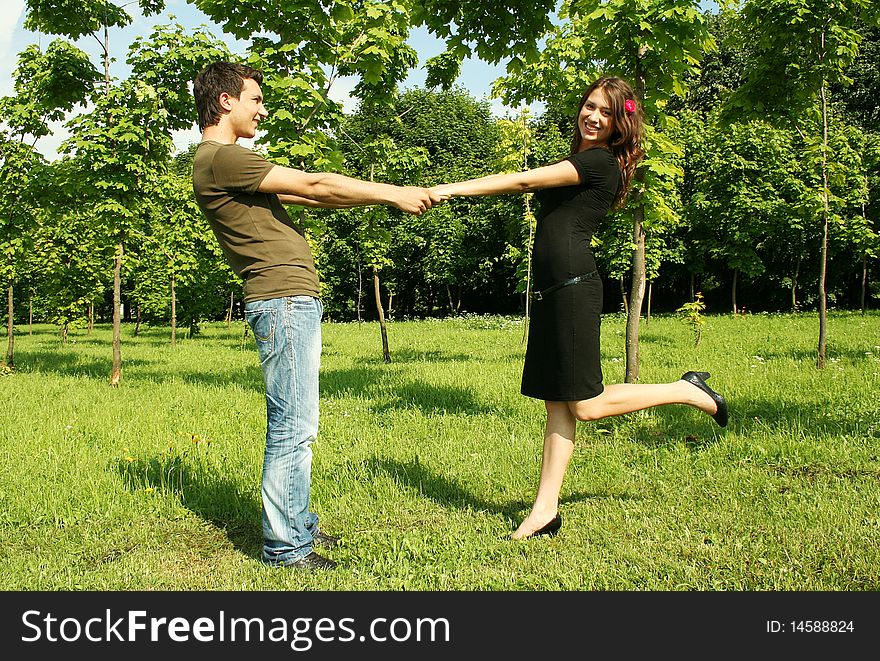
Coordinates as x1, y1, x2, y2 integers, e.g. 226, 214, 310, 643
521, 147, 621, 402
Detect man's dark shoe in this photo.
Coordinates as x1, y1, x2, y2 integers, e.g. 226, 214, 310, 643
313, 531, 339, 549
288, 551, 337, 570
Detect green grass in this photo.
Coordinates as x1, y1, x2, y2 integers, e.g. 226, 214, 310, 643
1, 311, 878, 590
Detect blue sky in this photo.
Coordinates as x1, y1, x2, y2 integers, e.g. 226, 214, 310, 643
2, 0, 716, 160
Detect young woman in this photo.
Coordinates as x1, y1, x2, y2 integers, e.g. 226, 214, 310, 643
431, 76, 728, 540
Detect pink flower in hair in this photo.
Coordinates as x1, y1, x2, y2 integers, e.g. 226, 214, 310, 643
624, 99, 636, 114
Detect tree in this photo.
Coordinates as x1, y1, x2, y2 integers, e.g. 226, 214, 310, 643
317, 87, 516, 322
0, 38, 96, 366
32, 162, 110, 343
725, 0, 879, 367
25, 0, 168, 384
683, 112, 808, 313
832, 22, 880, 131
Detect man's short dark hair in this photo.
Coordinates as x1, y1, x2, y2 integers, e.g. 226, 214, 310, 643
193, 61, 264, 132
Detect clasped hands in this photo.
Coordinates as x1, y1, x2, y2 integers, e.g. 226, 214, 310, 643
393, 184, 457, 215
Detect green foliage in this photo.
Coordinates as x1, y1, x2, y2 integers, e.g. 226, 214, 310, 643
413, 0, 556, 64
127, 171, 238, 333
61, 78, 173, 239
0, 40, 98, 139
31, 160, 112, 331
725, 0, 878, 122
314, 87, 520, 318
566, 0, 713, 112
424, 50, 462, 90
491, 19, 600, 109
676, 290, 706, 345
683, 111, 808, 281
128, 22, 231, 132
195, 0, 418, 170
833, 22, 880, 130
0, 140, 46, 283
23, 0, 161, 41
671, 9, 752, 116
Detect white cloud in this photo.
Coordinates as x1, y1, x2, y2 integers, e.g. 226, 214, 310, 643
33, 118, 71, 160
172, 125, 202, 154
0, 1, 25, 52
328, 76, 359, 114
0, 1, 26, 96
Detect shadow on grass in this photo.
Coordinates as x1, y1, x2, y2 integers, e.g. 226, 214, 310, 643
321, 366, 510, 416
117, 454, 262, 561
365, 456, 637, 525
13, 349, 156, 379
131, 365, 266, 393
622, 391, 878, 452
353, 348, 474, 364
372, 382, 506, 416
320, 366, 386, 398
753, 346, 879, 363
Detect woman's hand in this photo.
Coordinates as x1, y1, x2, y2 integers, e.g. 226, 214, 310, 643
429, 184, 456, 201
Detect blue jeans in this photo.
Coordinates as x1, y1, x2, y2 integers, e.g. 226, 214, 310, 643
245, 295, 323, 566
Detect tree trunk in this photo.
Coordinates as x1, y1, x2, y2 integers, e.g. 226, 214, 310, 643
624, 52, 648, 384
446, 284, 455, 316
134, 304, 141, 336
110, 241, 123, 386
646, 280, 652, 326
356, 254, 363, 323
387, 291, 394, 319
28, 294, 32, 335
732, 269, 738, 315
61, 322, 68, 345
861, 253, 867, 316
817, 74, 829, 370
373, 266, 391, 363
88, 302, 94, 334
620, 274, 628, 313
792, 256, 800, 312
689, 272, 695, 302
226, 290, 234, 327
625, 207, 646, 383
170, 272, 177, 347
5, 283, 13, 368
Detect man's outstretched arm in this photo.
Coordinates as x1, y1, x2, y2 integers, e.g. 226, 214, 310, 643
259, 165, 440, 214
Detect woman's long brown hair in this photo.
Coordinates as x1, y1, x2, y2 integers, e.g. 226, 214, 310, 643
569, 76, 645, 210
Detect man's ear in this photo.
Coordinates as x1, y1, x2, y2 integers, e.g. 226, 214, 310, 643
218, 91, 234, 111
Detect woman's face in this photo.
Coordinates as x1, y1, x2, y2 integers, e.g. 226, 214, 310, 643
577, 88, 614, 149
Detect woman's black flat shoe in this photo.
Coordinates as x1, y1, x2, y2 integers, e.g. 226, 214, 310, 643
682, 371, 728, 428
526, 513, 562, 538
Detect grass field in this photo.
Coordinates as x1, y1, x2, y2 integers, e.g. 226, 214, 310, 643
1, 311, 878, 590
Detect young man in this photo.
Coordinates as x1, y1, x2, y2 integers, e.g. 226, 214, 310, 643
192, 61, 439, 570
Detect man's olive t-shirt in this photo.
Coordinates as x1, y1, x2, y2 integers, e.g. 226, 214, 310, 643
192, 141, 319, 303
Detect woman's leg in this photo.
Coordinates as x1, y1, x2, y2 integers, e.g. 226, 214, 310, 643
568, 380, 717, 422
512, 401, 576, 540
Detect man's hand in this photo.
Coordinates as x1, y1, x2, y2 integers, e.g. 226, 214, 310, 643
392, 186, 444, 215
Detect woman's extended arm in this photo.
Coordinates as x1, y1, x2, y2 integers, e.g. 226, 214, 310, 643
431, 159, 581, 199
